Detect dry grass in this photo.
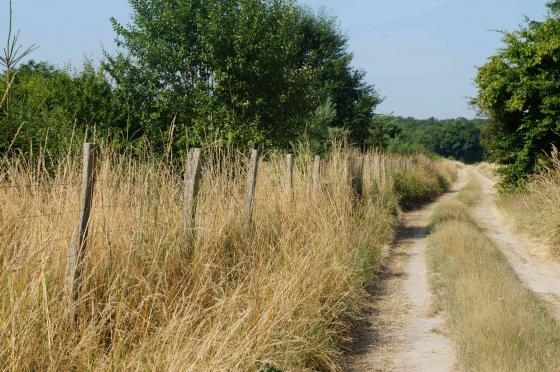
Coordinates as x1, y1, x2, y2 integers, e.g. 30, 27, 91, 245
455, 176, 482, 207
429, 176, 480, 228
428, 191, 560, 372
495, 155, 560, 256
0, 146, 454, 371
392, 159, 458, 210
476, 162, 496, 182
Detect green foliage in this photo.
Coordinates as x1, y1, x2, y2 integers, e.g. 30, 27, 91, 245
473, 0, 560, 188
0, 61, 123, 154
370, 116, 486, 163
1, 0, 381, 156
106, 0, 381, 152
304, 97, 338, 154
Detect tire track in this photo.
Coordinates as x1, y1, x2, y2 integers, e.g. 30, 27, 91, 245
347, 172, 465, 372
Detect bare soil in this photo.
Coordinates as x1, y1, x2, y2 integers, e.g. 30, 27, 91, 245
346, 173, 465, 372
348, 166, 560, 372
472, 169, 560, 320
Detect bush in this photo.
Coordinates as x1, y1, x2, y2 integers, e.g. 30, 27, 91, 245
393, 167, 445, 210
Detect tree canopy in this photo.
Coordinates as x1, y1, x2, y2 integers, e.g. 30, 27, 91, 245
0, 0, 488, 162
106, 0, 381, 152
473, 0, 560, 187
0, 61, 121, 154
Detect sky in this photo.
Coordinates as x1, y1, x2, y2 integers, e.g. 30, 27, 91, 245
0, 0, 551, 119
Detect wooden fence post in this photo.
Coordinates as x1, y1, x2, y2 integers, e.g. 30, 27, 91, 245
244, 149, 259, 223
350, 155, 365, 200
285, 154, 294, 199
363, 153, 370, 190
65, 142, 97, 324
312, 155, 321, 192
184, 148, 202, 238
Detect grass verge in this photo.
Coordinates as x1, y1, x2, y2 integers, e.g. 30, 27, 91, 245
495, 159, 560, 256
428, 192, 560, 371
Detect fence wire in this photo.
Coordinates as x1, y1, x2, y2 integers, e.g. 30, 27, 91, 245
0, 199, 180, 223
1, 147, 400, 278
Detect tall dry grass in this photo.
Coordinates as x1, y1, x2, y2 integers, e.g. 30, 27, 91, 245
428, 184, 560, 372
496, 151, 560, 256
0, 146, 453, 370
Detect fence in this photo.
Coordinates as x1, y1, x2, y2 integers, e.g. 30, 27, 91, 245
1, 142, 387, 327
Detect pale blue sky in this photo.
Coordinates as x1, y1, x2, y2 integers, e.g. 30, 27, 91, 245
0, 0, 550, 118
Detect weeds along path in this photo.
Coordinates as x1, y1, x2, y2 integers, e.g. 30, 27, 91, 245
473, 169, 560, 320
347, 170, 466, 372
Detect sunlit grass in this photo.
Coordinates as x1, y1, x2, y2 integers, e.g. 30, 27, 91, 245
428, 187, 560, 372
0, 146, 455, 370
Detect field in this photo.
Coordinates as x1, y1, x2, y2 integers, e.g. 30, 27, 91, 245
3, 0, 560, 370
0, 146, 455, 370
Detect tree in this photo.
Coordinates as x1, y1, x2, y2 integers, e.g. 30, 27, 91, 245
107, 0, 380, 152
473, 0, 560, 187
434, 119, 485, 163
1, 0, 37, 152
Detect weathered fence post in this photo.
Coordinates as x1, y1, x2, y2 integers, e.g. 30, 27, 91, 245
363, 153, 370, 190
285, 154, 294, 199
350, 155, 365, 200
244, 149, 259, 223
65, 142, 97, 324
184, 148, 202, 239
312, 155, 321, 192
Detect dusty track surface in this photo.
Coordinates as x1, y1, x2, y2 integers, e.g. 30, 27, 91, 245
348, 166, 560, 371
347, 174, 465, 372
473, 169, 560, 320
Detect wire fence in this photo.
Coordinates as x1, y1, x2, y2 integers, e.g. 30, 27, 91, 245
0, 176, 135, 190
0, 196, 212, 274
1, 221, 214, 275
1, 142, 417, 316
0, 199, 182, 223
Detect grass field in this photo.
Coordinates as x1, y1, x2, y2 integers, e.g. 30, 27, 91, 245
0, 146, 455, 370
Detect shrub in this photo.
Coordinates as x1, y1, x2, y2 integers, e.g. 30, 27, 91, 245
393, 167, 445, 210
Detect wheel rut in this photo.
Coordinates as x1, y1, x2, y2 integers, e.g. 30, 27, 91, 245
472, 169, 560, 321
346, 172, 465, 372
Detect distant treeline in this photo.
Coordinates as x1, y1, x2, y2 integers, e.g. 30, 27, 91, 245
370, 116, 486, 164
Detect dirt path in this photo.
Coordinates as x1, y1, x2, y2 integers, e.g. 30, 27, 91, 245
472, 169, 560, 320
347, 173, 465, 371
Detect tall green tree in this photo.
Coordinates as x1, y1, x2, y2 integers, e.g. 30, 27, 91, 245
434, 119, 484, 163
107, 0, 380, 152
473, 0, 560, 187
